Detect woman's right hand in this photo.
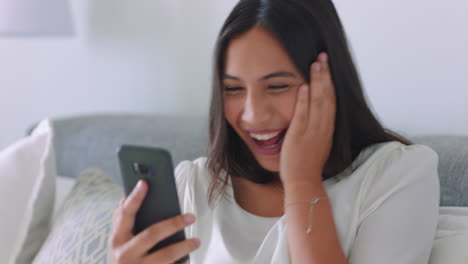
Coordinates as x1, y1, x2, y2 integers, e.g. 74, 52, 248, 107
109, 180, 200, 264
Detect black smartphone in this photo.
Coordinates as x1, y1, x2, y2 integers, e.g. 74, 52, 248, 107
117, 145, 188, 264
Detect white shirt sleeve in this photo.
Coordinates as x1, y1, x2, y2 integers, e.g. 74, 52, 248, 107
174, 160, 197, 241
349, 144, 440, 264
174, 160, 194, 215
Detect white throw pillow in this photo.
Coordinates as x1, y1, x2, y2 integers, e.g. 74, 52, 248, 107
33, 168, 124, 264
53, 175, 77, 221
0, 119, 56, 264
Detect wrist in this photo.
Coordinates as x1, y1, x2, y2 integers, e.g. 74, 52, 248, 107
283, 172, 323, 191
284, 180, 327, 201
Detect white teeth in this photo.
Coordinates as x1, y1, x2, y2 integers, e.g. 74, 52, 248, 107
250, 131, 282, 141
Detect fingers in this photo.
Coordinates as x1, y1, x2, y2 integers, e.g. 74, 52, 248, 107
290, 84, 309, 135
317, 52, 337, 129
308, 52, 336, 130
317, 52, 336, 101
311, 52, 334, 98
111, 180, 148, 248
308, 57, 325, 131
290, 52, 333, 135
144, 238, 200, 264
127, 213, 197, 256
109, 182, 199, 264
310, 58, 324, 104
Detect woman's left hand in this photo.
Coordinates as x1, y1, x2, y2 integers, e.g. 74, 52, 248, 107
279, 52, 337, 188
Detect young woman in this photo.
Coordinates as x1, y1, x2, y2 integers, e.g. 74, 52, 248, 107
109, 0, 440, 263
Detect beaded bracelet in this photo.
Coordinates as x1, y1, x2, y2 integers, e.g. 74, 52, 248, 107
286, 197, 328, 234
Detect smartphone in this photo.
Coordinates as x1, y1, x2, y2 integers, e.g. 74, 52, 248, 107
117, 145, 188, 263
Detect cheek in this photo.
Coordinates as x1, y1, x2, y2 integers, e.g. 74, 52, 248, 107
223, 97, 240, 126
274, 92, 297, 123
224, 92, 297, 125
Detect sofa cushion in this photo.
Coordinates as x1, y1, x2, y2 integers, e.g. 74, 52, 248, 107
26, 115, 467, 206
410, 135, 468, 207
27, 114, 209, 185
33, 168, 123, 264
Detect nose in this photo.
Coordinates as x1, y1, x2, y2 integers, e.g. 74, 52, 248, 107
241, 91, 272, 127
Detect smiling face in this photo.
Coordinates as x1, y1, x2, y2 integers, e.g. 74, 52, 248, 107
223, 26, 306, 172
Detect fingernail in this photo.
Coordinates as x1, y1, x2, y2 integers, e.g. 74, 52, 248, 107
319, 52, 328, 62
137, 180, 143, 189
192, 238, 201, 247
184, 214, 196, 224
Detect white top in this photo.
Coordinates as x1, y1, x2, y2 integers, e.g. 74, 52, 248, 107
174, 141, 440, 263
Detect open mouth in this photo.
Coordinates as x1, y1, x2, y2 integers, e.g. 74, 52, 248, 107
251, 129, 287, 149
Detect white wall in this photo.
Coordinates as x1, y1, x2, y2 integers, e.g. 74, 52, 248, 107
333, 0, 468, 136
0, 0, 467, 150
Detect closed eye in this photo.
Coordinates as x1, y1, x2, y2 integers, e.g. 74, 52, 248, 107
223, 85, 290, 94
269, 85, 289, 89
224, 86, 242, 92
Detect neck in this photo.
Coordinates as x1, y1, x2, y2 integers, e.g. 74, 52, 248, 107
231, 176, 285, 217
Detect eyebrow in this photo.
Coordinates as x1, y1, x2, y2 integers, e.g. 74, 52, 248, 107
222, 71, 297, 81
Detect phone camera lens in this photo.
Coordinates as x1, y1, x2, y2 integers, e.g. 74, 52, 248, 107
139, 164, 149, 174
132, 162, 150, 175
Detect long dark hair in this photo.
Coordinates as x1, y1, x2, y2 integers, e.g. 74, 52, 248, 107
206, 0, 411, 205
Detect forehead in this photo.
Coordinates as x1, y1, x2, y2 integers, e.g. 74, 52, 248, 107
224, 26, 298, 79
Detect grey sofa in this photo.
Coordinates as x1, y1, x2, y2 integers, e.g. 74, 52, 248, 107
28, 113, 468, 206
